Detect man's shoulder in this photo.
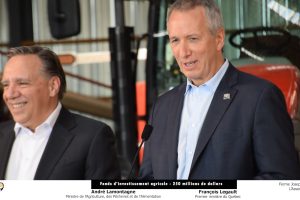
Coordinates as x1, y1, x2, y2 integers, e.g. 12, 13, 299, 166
227, 65, 284, 101
236, 68, 278, 89
227, 62, 277, 88
68, 110, 109, 128
57, 107, 112, 133
0, 120, 14, 128
0, 120, 14, 137
157, 83, 186, 101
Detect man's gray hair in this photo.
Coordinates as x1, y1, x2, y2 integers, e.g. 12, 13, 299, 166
167, 0, 224, 35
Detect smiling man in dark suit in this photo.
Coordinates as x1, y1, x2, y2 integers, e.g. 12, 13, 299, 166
139, 0, 300, 180
0, 46, 120, 180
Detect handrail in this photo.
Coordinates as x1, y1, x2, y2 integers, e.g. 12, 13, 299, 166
64, 71, 111, 89
0, 50, 111, 89
0, 35, 147, 47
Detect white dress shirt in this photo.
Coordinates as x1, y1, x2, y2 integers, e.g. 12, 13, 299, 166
177, 60, 229, 179
5, 103, 62, 180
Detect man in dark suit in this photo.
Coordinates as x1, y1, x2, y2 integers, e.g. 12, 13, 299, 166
139, 0, 300, 179
0, 46, 120, 180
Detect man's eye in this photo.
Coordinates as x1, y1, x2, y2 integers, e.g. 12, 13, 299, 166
18, 82, 29, 86
189, 37, 198, 41
1, 83, 8, 88
170, 39, 178, 44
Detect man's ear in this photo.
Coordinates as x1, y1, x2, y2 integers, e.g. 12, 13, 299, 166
216, 28, 225, 52
48, 76, 61, 97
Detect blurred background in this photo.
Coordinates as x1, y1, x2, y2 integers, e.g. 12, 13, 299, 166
0, 0, 300, 177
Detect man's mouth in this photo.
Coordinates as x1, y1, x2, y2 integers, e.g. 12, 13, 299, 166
10, 102, 26, 109
184, 60, 198, 67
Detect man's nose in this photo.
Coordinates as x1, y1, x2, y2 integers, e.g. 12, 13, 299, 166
178, 42, 191, 58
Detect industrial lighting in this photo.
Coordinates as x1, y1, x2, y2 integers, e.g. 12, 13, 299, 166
241, 47, 265, 62
58, 48, 148, 65
268, 0, 300, 26
153, 31, 168, 38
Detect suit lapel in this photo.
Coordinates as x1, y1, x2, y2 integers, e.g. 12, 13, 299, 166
166, 84, 186, 179
0, 121, 15, 179
34, 107, 76, 180
190, 64, 239, 173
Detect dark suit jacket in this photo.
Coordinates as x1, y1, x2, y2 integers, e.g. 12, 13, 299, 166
0, 107, 120, 180
139, 63, 300, 180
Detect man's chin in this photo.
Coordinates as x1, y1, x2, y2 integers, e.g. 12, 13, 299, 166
12, 117, 26, 124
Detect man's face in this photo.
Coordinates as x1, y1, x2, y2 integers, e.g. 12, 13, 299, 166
1, 55, 59, 130
167, 6, 225, 86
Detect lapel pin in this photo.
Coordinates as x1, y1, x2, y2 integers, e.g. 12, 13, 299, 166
223, 93, 230, 100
